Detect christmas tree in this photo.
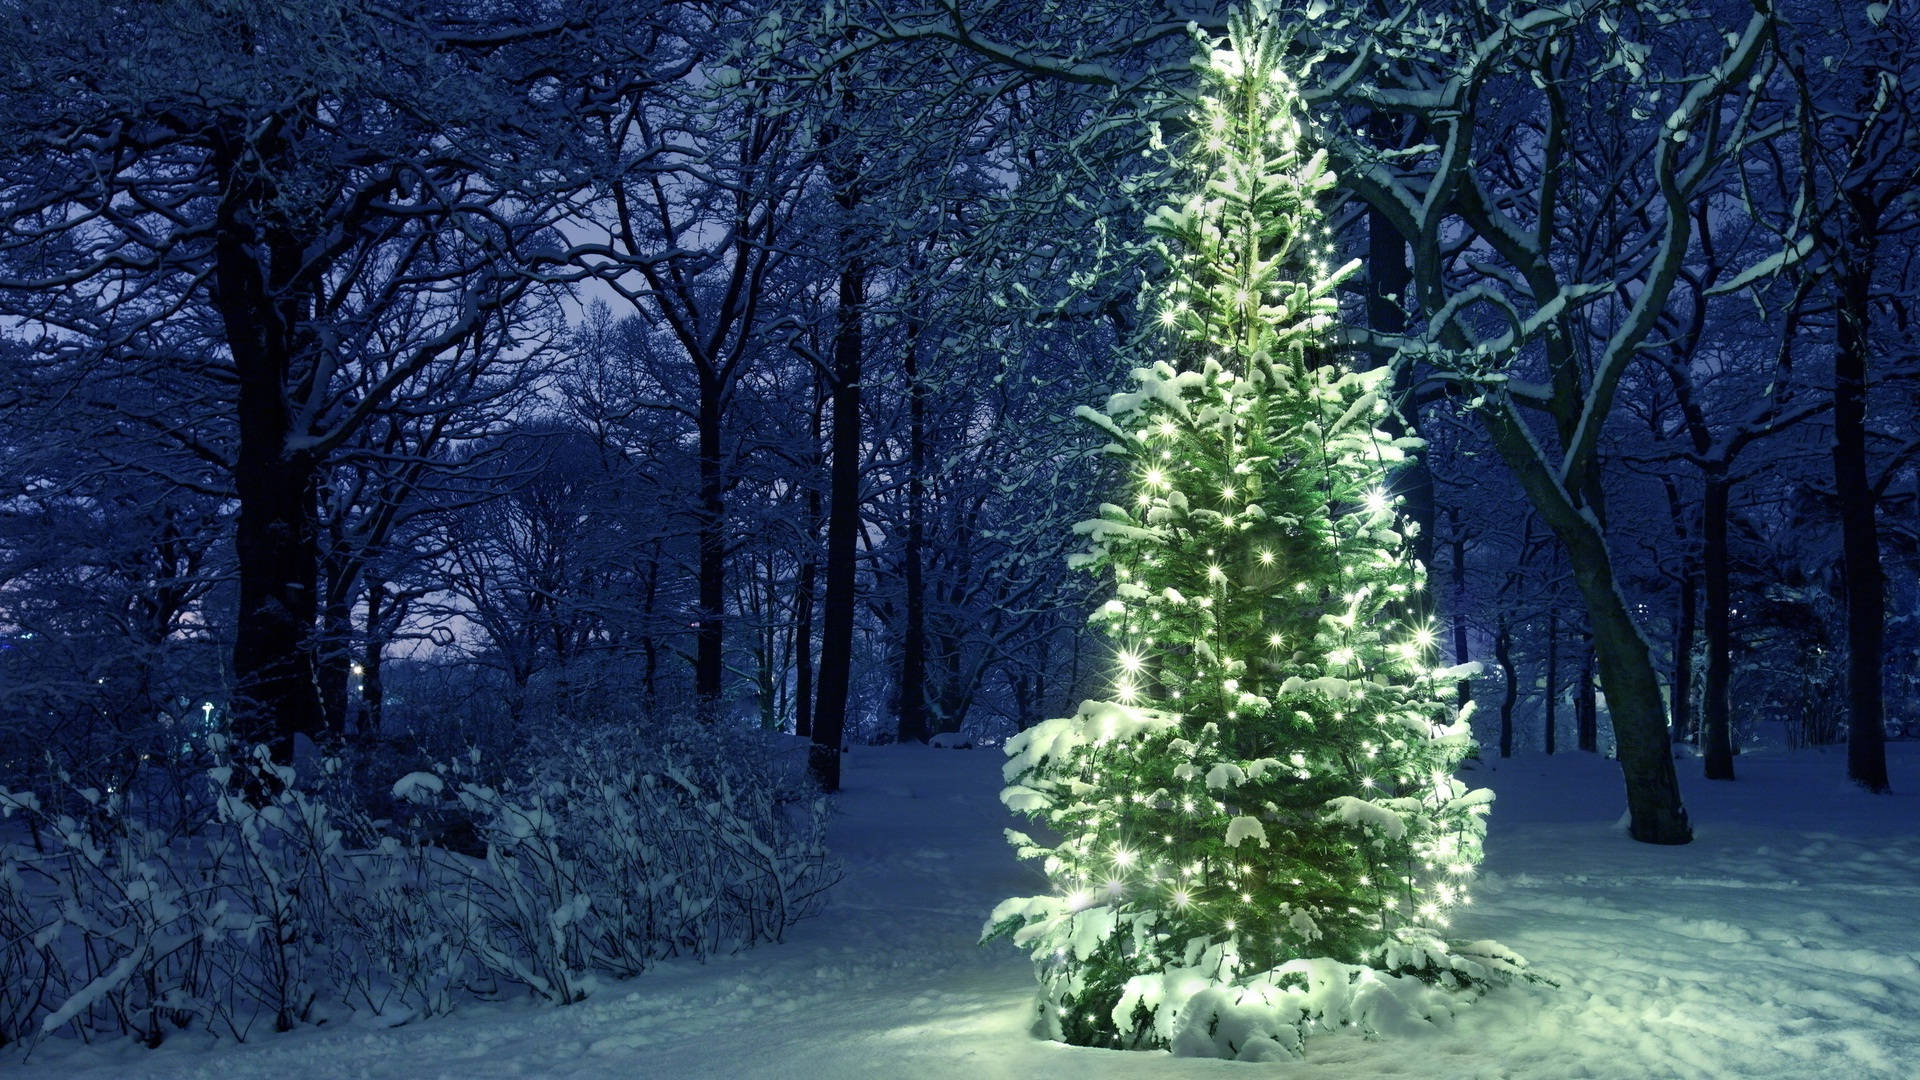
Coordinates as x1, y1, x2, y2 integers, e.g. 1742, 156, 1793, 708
984, 3, 1527, 1058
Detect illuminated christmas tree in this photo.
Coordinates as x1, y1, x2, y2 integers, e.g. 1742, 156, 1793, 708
985, 4, 1526, 1058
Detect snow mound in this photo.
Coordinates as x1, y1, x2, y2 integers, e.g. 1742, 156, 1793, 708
391, 771, 444, 802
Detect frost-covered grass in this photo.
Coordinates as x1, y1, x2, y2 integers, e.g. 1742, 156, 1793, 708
12, 736, 1920, 1078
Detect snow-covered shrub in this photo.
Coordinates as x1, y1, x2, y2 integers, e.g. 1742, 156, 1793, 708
0, 787, 63, 1049
423, 777, 593, 1004
0, 775, 236, 1048
329, 834, 467, 1023
401, 722, 837, 990
0, 722, 839, 1056
198, 751, 350, 1036
571, 722, 834, 959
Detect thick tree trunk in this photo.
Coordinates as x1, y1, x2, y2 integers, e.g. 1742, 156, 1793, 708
811, 254, 863, 792
1701, 472, 1736, 779
1480, 403, 1689, 841
228, 397, 322, 761
1833, 205, 1889, 793
1570, 545, 1690, 842
1576, 635, 1598, 753
695, 387, 726, 721
214, 154, 324, 764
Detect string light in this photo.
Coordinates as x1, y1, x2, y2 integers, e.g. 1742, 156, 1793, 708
989, 7, 1500, 1047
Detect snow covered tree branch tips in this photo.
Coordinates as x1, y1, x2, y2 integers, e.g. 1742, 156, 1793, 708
982, 3, 1532, 1059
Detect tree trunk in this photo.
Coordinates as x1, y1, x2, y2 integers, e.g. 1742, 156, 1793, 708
1701, 471, 1735, 779
795, 555, 818, 739
1367, 196, 1436, 584
1672, 564, 1696, 747
695, 384, 726, 721
1480, 404, 1689, 841
1544, 611, 1558, 756
317, 549, 355, 740
1448, 509, 1471, 709
1576, 634, 1598, 753
811, 253, 863, 792
933, 625, 968, 735
213, 150, 323, 764
640, 543, 661, 705
759, 638, 778, 730
1495, 615, 1515, 758
361, 574, 386, 740
1664, 475, 1697, 748
1571, 547, 1690, 842
897, 312, 930, 744
1028, 636, 1051, 732
794, 377, 823, 740
1834, 197, 1889, 793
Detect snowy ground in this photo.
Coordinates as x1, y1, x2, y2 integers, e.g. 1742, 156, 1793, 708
18, 738, 1920, 1079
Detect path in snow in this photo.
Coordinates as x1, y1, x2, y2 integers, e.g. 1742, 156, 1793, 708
18, 741, 1920, 1079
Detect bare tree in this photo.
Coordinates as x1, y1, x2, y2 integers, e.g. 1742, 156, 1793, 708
0, 0, 655, 759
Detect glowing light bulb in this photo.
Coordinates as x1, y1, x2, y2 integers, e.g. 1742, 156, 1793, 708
1257, 548, 1274, 566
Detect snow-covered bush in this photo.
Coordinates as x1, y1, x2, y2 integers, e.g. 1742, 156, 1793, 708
451, 721, 835, 979
0, 722, 838, 1055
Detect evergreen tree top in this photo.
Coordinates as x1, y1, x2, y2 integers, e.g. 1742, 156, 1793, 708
1144, 4, 1359, 386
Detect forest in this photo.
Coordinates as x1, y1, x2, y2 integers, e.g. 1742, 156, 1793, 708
0, 0, 1915, 1069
